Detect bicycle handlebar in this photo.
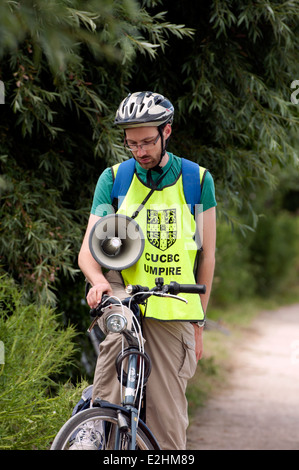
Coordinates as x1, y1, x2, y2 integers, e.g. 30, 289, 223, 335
89, 278, 206, 320
167, 281, 206, 295
88, 278, 206, 334
126, 279, 206, 297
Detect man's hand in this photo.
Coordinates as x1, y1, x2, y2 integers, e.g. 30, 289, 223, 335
86, 279, 113, 308
192, 323, 204, 361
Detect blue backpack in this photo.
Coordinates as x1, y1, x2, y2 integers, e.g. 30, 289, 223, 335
110, 158, 206, 217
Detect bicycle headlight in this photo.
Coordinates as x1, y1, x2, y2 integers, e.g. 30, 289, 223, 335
106, 313, 127, 333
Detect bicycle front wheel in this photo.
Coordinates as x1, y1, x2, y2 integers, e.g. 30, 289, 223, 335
50, 407, 157, 450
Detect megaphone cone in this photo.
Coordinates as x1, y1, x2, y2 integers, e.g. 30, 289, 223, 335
89, 214, 145, 270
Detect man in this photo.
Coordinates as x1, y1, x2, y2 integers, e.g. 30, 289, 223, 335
78, 91, 216, 450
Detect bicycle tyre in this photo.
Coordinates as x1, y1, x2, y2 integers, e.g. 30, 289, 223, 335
50, 407, 158, 450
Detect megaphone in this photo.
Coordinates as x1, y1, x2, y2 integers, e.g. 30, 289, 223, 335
89, 214, 145, 270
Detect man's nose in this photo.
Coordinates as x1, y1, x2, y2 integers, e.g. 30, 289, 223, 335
136, 145, 147, 156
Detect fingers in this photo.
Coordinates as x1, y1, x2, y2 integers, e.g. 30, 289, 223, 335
192, 323, 204, 361
87, 281, 113, 308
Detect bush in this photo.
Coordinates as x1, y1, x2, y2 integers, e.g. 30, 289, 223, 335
248, 212, 299, 296
211, 210, 299, 308
211, 221, 256, 306
0, 274, 87, 450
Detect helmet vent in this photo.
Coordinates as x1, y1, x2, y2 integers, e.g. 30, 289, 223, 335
114, 91, 174, 127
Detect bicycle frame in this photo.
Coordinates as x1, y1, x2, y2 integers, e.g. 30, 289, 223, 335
50, 277, 206, 450
91, 399, 160, 450
88, 297, 152, 450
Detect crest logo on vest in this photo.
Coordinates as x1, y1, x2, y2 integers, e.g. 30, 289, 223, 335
147, 209, 177, 251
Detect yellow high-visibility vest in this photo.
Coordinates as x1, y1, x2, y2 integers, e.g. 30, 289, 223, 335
115, 168, 205, 322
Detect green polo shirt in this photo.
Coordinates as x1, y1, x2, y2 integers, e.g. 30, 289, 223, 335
91, 153, 217, 217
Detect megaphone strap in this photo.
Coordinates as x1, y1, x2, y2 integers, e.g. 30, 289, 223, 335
131, 170, 169, 220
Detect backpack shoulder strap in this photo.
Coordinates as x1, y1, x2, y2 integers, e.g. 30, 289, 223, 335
181, 158, 207, 216
110, 158, 136, 211
111, 157, 206, 216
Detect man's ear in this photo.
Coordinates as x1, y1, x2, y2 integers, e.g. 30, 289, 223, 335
164, 123, 172, 139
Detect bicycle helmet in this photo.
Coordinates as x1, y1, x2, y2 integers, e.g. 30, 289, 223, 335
114, 91, 174, 128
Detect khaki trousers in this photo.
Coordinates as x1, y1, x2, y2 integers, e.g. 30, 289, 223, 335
92, 271, 197, 450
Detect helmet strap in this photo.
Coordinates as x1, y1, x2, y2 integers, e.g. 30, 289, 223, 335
150, 125, 166, 173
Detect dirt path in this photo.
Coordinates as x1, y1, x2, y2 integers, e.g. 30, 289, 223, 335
187, 304, 299, 450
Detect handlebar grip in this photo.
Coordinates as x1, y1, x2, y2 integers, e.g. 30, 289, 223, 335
90, 307, 98, 318
89, 294, 111, 317
168, 281, 206, 295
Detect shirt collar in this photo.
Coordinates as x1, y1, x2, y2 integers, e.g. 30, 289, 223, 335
135, 152, 173, 181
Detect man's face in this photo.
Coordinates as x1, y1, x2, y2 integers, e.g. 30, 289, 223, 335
125, 125, 171, 170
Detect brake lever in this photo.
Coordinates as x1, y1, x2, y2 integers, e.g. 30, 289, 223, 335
153, 292, 188, 304
87, 317, 99, 333
87, 295, 111, 333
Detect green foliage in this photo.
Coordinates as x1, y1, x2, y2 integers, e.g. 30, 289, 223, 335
1, 0, 299, 302
0, 1, 299, 447
0, 274, 87, 450
213, 211, 299, 307
212, 220, 256, 306
132, 0, 299, 224
212, 164, 299, 307
0, 0, 194, 303
248, 212, 299, 296
0, 155, 82, 305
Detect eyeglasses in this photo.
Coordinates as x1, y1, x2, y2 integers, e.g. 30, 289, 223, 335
124, 134, 160, 152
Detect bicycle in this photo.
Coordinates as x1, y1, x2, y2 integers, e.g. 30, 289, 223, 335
50, 276, 206, 450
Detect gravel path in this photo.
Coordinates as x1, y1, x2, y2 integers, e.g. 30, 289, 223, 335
187, 304, 299, 450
